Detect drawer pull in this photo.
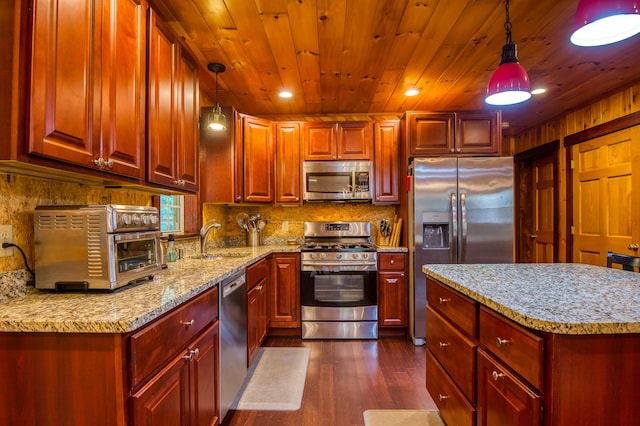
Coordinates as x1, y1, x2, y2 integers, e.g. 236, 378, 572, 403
183, 348, 200, 361
492, 371, 505, 381
438, 341, 450, 349
390, 259, 395, 264
438, 297, 450, 304
496, 337, 511, 347
438, 394, 449, 402
181, 320, 195, 326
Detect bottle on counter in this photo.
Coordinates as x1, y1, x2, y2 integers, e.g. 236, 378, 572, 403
166, 234, 178, 262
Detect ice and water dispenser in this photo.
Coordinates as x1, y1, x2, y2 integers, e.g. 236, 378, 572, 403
421, 212, 449, 249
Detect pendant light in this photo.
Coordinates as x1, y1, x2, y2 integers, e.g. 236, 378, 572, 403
485, 0, 531, 106
570, 0, 640, 46
207, 63, 226, 131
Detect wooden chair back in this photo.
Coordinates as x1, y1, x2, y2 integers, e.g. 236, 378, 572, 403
606, 252, 640, 272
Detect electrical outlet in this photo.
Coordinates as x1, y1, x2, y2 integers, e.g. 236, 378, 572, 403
0, 225, 13, 257
282, 221, 289, 232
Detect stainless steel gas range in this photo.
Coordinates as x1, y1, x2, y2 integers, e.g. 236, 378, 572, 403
300, 221, 378, 339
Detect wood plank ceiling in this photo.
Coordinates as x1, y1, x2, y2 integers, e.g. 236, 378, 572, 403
151, 0, 640, 135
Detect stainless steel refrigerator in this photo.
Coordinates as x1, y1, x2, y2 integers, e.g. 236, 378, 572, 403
408, 157, 514, 345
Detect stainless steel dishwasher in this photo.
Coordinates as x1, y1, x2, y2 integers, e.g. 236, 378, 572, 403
219, 271, 248, 423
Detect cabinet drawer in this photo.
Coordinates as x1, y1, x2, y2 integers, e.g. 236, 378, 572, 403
247, 258, 269, 290
426, 305, 476, 401
378, 253, 406, 270
426, 277, 476, 337
478, 306, 543, 390
129, 286, 219, 389
477, 349, 542, 426
426, 350, 476, 426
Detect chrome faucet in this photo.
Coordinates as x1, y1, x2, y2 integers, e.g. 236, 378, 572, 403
200, 219, 222, 255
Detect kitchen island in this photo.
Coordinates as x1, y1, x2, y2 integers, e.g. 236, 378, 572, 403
0, 245, 298, 426
422, 263, 640, 426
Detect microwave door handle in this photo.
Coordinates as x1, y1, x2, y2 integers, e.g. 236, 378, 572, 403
450, 192, 457, 264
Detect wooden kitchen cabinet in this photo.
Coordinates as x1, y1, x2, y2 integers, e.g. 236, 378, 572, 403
275, 122, 302, 204
147, 10, 199, 192
269, 253, 301, 331
242, 114, 275, 202
303, 121, 372, 160
28, 0, 146, 179
406, 111, 501, 156
377, 252, 407, 331
373, 120, 400, 204
247, 258, 269, 365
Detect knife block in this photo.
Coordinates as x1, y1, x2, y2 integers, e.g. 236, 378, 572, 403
377, 231, 390, 247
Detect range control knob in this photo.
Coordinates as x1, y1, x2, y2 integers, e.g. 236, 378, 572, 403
336, 253, 342, 259
310, 253, 317, 260
362, 253, 369, 259
352, 253, 360, 260
121, 213, 132, 226
320, 253, 327, 259
149, 215, 158, 225
141, 215, 149, 225
132, 214, 141, 226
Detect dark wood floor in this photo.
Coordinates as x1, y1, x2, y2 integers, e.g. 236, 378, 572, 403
222, 337, 438, 426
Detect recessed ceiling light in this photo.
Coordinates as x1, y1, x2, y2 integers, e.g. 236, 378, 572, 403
279, 91, 293, 98
531, 88, 546, 95
405, 89, 419, 97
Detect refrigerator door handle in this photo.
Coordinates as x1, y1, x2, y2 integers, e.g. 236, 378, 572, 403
450, 192, 457, 264
460, 192, 467, 263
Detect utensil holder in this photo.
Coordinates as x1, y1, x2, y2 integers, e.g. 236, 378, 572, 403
247, 230, 261, 247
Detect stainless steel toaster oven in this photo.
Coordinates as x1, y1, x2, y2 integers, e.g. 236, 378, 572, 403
34, 204, 162, 291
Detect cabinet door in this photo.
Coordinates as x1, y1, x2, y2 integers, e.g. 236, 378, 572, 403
304, 122, 337, 160
131, 354, 190, 426
456, 111, 501, 155
378, 271, 407, 326
269, 254, 300, 328
337, 122, 372, 160
101, 0, 146, 178
243, 115, 274, 202
29, 0, 99, 167
408, 113, 455, 156
477, 349, 541, 426
373, 120, 399, 204
191, 323, 220, 426
175, 48, 199, 192
147, 11, 178, 187
275, 122, 302, 204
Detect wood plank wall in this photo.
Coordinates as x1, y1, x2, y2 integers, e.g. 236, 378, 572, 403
505, 81, 640, 261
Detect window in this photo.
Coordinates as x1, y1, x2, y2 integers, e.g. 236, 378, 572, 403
159, 195, 184, 235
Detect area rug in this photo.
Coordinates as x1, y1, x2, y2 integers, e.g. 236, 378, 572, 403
233, 347, 310, 411
363, 409, 445, 426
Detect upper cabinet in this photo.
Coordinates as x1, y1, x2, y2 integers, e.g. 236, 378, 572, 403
373, 120, 400, 204
147, 10, 199, 192
242, 114, 274, 203
406, 111, 501, 156
28, 0, 147, 179
275, 122, 302, 204
303, 121, 372, 160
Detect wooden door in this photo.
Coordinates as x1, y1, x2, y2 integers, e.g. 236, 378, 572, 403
571, 127, 640, 265
191, 323, 219, 426
269, 254, 300, 328
374, 120, 400, 204
515, 142, 559, 263
303, 122, 337, 160
456, 111, 501, 155
243, 115, 274, 202
275, 122, 301, 204
175, 47, 199, 192
408, 113, 454, 156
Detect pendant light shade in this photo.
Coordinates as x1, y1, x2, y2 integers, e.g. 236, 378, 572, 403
207, 63, 226, 131
571, 0, 640, 46
485, 0, 531, 106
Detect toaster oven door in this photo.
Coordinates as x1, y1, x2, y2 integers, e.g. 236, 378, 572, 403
113, 231, 162, 286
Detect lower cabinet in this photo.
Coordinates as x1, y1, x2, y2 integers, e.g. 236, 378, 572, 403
131, 322, 220, 426
377, 252, 407, 335
247, 258, 269, 366
269, 253, 300, 330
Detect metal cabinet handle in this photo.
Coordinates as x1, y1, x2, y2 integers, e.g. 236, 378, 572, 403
438, 297, 450, 304
492, 371, 505, 381
496, 337, 511, 347
182, 348, 200, 361
529, 234, 538, 239
628, 243, 639, 251
438, 394, 449, 401
439, 341, 450, 349
93, 157, 113, 169
181, 319, 195, 326
390, 259, 395, 264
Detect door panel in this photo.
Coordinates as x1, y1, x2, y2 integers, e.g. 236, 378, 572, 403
572, 127, 640, 264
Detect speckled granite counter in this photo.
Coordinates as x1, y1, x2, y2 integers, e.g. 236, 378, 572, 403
422, 263, 640, 335
0, 246, 299, 334
376, 246, 408, 253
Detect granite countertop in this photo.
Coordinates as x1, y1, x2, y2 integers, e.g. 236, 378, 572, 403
422, 263, 640, 335
0, 246, 299, 334
376, 246, 408, 253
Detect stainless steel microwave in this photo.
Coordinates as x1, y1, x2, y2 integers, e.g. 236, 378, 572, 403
302, 161, 373, 202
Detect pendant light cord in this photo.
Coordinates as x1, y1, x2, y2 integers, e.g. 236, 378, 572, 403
504, 0, 513, 45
